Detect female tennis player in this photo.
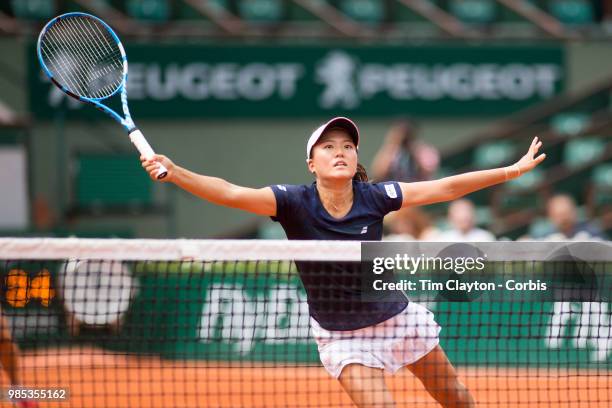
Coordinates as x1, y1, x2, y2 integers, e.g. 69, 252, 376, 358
141, 117, 545, 408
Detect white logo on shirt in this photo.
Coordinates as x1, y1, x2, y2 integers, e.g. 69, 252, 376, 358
360, 226, 368, 234
384, 184, 397, 199
277, 185, 287, 191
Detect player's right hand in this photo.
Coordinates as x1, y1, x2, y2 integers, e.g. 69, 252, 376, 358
141, 154, 175, 182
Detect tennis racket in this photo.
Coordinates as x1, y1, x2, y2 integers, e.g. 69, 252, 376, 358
37, 12, 167, 179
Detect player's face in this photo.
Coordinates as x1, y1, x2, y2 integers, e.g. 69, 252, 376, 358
308, 129, 358, 181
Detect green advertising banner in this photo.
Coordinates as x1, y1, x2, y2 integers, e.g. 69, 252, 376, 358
0, 260, 609, 369
28, 44, 565, 118
117, 266, 610, 369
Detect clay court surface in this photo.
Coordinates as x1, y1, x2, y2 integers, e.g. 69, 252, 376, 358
0, 347, 609, 408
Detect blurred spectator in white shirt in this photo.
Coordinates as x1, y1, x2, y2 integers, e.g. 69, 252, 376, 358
541, 194, 606, 241
436, 199, 495, 242
384, 207, 440, 241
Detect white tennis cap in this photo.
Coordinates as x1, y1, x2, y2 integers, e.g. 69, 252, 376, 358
306, 117, 360, 159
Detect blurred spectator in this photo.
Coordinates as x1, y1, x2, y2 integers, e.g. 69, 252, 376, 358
371, 118, 440, 182
384, 207, 439, 241
542, 194, 607, 240
32, 195, 56, 232
436, 199, 495, 242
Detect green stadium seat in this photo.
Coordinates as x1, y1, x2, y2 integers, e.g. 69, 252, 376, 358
75, 154, 152, 210
592, 164, 612, 208
474, 205, 492, 227
177, 0, 229, 21
435, 167, 452, 179
237, 0, 284, 22
473, 141, 517, 169
176, 1, 202, 20
593, 164, 612, 188
498, 0, 537, 23
550, 112, 590, 137
448, 0, 497, 25
258, 221, 287, 239
563, 137, 605, 169
528, 217, 555, 239
434, 218, 450, 232
126, 0, 171, 22
64, 0, 112, 14
210, 0, 230, 13
576, 204, 588, 221
10, 0, 56, 20
427, 201, 451, 217
507, 166, 545, 190
548, 0, 594, 25
287, 1, 320, 21
498, 167, 545, 212
392, 1, 429, 23
337, 0, 385, 24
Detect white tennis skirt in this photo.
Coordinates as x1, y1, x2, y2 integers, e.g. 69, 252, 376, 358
310, 302, 441, 379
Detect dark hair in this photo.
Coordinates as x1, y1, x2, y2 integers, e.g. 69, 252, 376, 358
353, 163, 369, 182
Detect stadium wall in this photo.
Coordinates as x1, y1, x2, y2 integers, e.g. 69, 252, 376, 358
1, 38, 611, 237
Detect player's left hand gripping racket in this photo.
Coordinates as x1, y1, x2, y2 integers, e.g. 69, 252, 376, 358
37, 12, 167, 179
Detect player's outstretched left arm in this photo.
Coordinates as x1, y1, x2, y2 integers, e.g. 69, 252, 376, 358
399, 136, 546, 207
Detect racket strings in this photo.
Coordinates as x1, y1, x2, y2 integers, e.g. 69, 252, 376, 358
40, 15, 124, 99
74, 18, 121, 86
55, 20, 103, 77
65, 19, 120, 97
57, 17, 123, 96
45, 26, 99, 94
43, 22, 119, 99
42, 25, 98, 94
40, 33, 85, 95
60, 17, 123, 97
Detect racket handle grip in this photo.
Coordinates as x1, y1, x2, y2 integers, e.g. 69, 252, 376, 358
129, 129, 168, 180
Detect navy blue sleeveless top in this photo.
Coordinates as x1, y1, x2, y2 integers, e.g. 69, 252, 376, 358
269, 180, 408, 331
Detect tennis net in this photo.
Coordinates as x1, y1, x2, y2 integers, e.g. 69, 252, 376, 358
0, 238, 610, 407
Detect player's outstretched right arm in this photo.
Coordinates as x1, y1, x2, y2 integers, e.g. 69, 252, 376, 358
141, 155, 276, 216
